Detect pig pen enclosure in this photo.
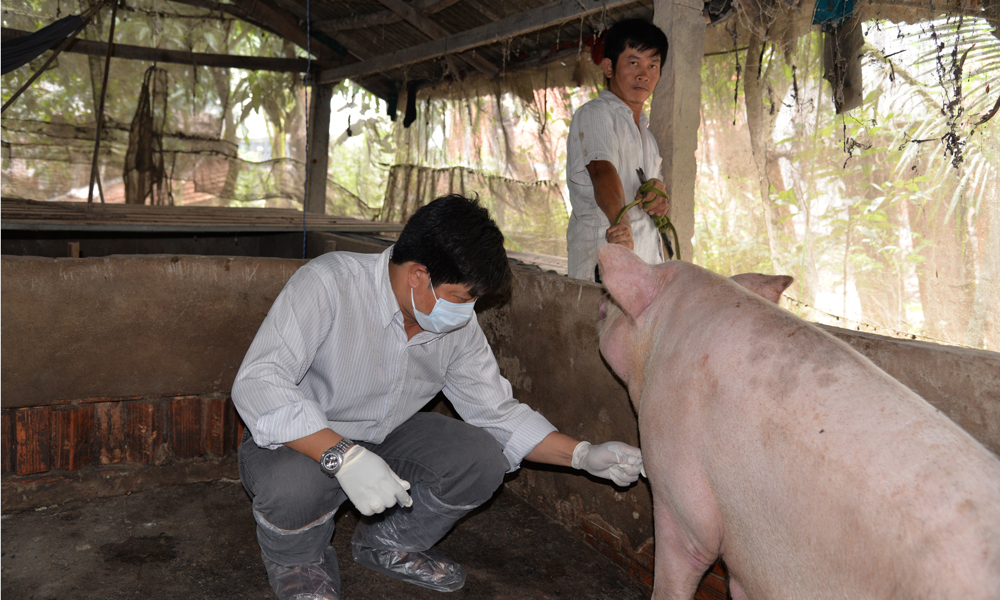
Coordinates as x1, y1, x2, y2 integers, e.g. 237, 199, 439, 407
3, 222, 999, 599
3, 0, 1000, 597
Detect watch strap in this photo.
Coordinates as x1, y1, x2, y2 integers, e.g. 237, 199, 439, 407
330, 438, 355, 455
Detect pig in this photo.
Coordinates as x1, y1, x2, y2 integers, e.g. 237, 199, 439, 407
596, 244, 1000, 600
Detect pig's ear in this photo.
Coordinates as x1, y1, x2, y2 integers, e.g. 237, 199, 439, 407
730, 273, 794, 304
597, 245, 665, 320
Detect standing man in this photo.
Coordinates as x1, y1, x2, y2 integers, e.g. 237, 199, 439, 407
566, 18, 671, 281
233, 194, 644, 600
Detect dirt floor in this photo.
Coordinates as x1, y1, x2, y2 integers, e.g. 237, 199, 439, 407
1, 479, 649, 600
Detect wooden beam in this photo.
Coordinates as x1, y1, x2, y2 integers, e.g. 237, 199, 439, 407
317, 0, 637, 85
1, 28, 336, 72
374, 0, 497, 76
305, 81, 335, 214
228, 0, 342, 62
168, 0, 341, 62
315, 11, 402, 32
314, 0, 461, 32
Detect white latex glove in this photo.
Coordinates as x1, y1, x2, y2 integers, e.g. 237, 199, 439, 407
334, 445, 413, 516
571, 441, 643, 487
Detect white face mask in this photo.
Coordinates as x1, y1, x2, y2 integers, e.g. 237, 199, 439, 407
410, 282, 476, 334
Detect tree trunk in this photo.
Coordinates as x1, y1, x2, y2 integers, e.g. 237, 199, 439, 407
964, 179, 1000, 348
907, 184, 975, 343
744, 34, 798, 272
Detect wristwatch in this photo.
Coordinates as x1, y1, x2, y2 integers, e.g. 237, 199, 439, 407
319, 438, 356, 477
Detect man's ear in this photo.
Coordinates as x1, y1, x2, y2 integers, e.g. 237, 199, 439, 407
406, 263, 428, 290
601, 56, 614, 79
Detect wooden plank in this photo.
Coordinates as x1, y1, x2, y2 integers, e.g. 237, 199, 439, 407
223, 398, 240, 455
0, 221, 401, 234
1, 28, 335, 72
94, 401, 126, 464
626, 560, 653, 591
236, 418, 247, 450
317, 0, 638, 84
2, 410, 13, 476
169, 0, 343, 62
314, 0, 461, 32
171, 396, 204, 459
14, 407, 52, 475
375, 0, 498, 76
203, 397, 227, 456
126, 401, 163, 464
50, 405, 95, 471
694, 561, 729, 600
1, 199, 403, 234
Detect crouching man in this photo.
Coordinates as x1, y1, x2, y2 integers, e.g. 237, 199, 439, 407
232, 194, 643, 600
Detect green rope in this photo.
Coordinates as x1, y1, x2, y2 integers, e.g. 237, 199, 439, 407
613, 180, 681, 261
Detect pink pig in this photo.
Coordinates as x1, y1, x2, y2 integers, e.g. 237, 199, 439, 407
597, 244, 1000, 600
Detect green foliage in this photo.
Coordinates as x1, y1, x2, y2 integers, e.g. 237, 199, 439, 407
693, 18, 999, 348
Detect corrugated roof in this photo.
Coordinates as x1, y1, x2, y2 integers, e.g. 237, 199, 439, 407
279, 0, 655, 100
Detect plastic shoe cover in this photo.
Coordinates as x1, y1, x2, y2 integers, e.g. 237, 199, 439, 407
263, 545, 341, 600
350, 483, 476, 556
352, 544, 466, 592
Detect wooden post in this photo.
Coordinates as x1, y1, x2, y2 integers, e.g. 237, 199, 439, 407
648, 0, 705, 263
305, 78, 336, 214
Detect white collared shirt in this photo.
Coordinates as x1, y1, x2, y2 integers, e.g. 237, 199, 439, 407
231, 247, 557, 471
565, 90, 664, 280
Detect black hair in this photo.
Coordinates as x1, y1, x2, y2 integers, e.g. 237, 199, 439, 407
390, 194, 512, 299
603, 18, 669, 79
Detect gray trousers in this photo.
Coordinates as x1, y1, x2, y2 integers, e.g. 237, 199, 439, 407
238, 412, 509, 568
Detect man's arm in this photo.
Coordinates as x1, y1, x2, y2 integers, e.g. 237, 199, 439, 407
232, 266, 339, 449
526, 431, 643, 487
586, 160, 634, 250
524, 431, 579, 466
232, 262, 411, 515
284, 429, 412, 516
284, 429, 342, 461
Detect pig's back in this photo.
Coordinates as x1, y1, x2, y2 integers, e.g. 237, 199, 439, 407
655, 279, 1000, 600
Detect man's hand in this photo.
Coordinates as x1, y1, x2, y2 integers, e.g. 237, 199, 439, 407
605, 221, 634, 250
335, 446, 413, 516
639, 178, 670, 217
586, 160, 635, 251
571, 441, 643, 487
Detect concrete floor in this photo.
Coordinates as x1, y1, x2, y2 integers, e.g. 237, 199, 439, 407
1, 480, 649, 600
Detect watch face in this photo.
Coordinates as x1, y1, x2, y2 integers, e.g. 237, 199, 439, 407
321, 451, 342, 473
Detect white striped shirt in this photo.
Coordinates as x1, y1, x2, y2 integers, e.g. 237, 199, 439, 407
231, 247, 557, 471
566, 89, 664, 280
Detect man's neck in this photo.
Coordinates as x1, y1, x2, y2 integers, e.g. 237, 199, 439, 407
388, 261, 423, 340
608, 88, 644, 127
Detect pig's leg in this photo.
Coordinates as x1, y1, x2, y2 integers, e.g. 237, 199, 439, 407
651, 501, 718, 600
728, 577, 748, 600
